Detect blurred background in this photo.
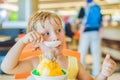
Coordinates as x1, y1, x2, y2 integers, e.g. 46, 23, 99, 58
0, 0, 120, 80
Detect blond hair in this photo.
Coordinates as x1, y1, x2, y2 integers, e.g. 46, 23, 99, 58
27, 11, 62, 33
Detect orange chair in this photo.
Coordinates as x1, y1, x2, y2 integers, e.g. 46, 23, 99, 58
14, 44, 80, 80
74, 31, 80, 40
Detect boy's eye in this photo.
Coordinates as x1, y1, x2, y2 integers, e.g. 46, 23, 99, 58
56, 29, 61, 33
44, 32, 50, 36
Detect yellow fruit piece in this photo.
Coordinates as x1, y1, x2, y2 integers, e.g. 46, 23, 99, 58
37, 58, 64, 76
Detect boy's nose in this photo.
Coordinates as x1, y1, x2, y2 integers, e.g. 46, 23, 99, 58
51, 32, 58, 41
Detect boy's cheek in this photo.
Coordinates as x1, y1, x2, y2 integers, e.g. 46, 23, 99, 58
42, 37, 48, 41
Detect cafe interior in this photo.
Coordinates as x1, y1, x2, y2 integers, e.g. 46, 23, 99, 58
0, 0, 120, 80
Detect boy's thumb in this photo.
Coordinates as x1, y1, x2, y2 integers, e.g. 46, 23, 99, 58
105, 54, 110, 60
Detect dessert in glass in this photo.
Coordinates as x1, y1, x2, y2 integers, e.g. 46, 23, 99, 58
31, 41, 67, 80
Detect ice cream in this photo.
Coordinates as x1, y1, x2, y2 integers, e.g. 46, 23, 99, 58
36, 58, 65, 76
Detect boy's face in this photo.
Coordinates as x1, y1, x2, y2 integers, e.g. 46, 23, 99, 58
36, 18, 65, 55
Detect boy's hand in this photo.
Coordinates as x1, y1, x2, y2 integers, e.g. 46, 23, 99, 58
20, 31, 42, 45
101, 54, 117, 77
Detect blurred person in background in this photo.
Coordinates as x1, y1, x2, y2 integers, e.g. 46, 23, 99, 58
63, 16, 74, 48
78, 6, 85, 24
65, 22, 74, 39
78, 0, 102, 77
63, 16, 74, 39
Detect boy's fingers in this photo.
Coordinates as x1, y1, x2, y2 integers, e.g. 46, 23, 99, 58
105, 54, 110, 60
28, 36, 33, 42
34, 31, 43, 42
35, 32, 41, 43
40, 34, 43, 42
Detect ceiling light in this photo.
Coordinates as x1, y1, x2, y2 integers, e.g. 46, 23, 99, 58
105, 0, 120, 4
5, 0, 17, 3
57, 10, 77, 15
0, 3, 18, 11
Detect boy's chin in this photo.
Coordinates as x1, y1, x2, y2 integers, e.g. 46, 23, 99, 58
55, 47, 63, 53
